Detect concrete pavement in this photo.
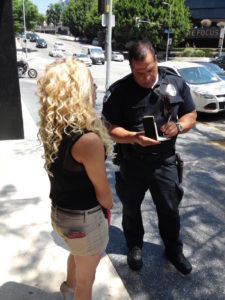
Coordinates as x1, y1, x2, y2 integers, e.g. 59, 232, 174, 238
0, 97, 131, 300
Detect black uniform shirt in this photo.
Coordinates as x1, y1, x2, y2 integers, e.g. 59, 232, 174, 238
102, 67, 195, 154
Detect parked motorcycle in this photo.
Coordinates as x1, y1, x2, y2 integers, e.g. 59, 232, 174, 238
17, 59, 38, 78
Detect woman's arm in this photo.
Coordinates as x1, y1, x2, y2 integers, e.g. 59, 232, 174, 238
71, 132, 113, 209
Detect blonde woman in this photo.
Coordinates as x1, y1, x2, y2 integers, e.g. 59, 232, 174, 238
37, 58, 113, 300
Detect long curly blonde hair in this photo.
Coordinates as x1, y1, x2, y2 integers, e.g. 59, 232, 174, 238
37, 58, 113, 176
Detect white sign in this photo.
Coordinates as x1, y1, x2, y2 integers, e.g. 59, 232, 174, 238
102, 14, 115, 27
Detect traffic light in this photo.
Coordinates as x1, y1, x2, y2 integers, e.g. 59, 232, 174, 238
98, 0, 106, 14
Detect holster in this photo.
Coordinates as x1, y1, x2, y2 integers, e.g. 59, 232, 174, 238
112, 144, 131, 165
112, 144, 122, 165
175, 152, 183, 183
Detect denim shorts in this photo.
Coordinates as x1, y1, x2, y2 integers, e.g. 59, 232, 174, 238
51, 204, 109, 256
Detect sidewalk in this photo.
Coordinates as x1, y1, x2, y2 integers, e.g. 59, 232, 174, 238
0, 99, 131, 300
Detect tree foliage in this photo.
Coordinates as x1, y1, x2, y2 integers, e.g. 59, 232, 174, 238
37, 13, 46, 26
46, 3, 62, 27
113, 0, 192, 49
12, 0, 39, 34
61, 0, 101, 39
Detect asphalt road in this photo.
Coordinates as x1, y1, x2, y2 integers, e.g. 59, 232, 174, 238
19, 33, 225, 300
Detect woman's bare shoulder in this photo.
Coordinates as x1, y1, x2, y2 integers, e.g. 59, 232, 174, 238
71, 132, 104, 162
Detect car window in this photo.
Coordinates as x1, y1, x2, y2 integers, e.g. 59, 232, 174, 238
179, 66, 220, 84
204, 63, 223, 73
90, 48, 102, 54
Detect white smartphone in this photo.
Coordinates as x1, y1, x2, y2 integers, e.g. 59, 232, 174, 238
143, 116, 169, 141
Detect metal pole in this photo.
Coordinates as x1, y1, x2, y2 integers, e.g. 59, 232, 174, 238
105, 0, 112, 90
163, 2, 171, 62
219, 24, 225, 57
22, 0, 27, 58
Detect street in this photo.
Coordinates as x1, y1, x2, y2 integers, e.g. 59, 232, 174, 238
19, 33, 225, 300
20, 33, 225, 136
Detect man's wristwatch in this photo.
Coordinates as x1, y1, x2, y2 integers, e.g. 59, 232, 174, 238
176, 123, 183, 134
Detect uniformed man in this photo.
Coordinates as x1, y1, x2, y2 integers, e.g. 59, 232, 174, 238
102, 40, 197, 275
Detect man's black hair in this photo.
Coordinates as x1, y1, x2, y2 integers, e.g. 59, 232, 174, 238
127, 40, 156, 63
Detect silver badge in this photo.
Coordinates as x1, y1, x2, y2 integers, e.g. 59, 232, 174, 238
165, 84, 177, 97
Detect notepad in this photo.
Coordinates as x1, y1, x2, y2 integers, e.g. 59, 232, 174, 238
143, 116, 170, 142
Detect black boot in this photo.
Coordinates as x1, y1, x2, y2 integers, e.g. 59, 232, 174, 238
165, 251, 192, 275
127, 246, 143, 271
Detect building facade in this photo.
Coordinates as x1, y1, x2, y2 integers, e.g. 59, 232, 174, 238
185, 0, 225, 47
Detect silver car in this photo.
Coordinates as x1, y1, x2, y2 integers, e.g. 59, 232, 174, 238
73, 53, 92, 67
112, 51, 124, 62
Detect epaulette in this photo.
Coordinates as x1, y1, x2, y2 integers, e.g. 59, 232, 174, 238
108, 73, 131, 92
103, 74, 131, 103
158, 66, 181, 79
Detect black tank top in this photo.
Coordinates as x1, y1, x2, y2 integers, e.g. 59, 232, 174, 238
49, 131, 99, 210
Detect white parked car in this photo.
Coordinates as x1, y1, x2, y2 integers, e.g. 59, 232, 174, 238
49, 48, 65, 58
158, 61, 225, 113
112, 51, 124, 62
53, 42, 66, 51
73, 53, 92, 67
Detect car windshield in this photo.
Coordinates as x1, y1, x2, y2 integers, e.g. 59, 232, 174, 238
179, 66, 220, 84
202, 63, 224, 74
38, 39, 44, 42
78, 54, 87, 58
90, 48, 102, 54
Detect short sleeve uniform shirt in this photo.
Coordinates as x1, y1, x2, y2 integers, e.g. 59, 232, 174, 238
102, 67, 195, 154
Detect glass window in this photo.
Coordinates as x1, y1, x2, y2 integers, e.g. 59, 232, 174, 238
179, 66, 220, 84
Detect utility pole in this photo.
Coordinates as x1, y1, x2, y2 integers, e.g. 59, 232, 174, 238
219, 24, 225, 57
105, 0, 112, 90
162, 2, 172, 61
22, 0, 27, 58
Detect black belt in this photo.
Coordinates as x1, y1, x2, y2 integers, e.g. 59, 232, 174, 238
130, 149, 175, 162
52, 203, 102, 216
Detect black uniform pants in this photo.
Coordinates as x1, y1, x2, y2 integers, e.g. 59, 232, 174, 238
115, 153, 184, 255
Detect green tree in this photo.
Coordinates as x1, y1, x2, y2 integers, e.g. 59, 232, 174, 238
113, 0, 192, 49
37, 13, 45, 26
46, 3, 62, 28
12, 0, 39, 34
61, 0, 101, 39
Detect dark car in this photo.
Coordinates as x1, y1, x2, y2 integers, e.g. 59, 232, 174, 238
196, 61, 225, 81
26, 32, 32, 39
36, 38, 47, 48
212, 55, 225, 70
30, 33, 39, 42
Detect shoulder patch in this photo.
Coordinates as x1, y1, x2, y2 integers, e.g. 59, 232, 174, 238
103, 90, 111, 103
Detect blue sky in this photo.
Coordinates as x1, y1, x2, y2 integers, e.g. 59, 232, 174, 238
32, 0, 59, 14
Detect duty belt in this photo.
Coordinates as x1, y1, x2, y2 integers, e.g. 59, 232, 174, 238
130, 149, 175, 162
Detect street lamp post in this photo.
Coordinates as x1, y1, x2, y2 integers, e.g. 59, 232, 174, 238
22, 0, 27, 58
162, 1, 172, 61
